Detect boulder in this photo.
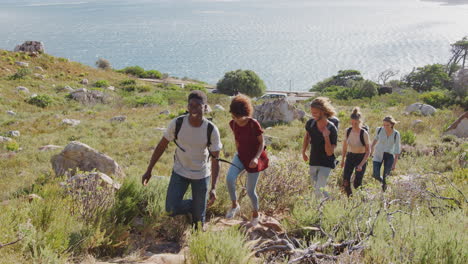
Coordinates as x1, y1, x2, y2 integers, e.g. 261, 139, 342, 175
254, 98, 305, 124
411, 120, 423, 127
51, 141, 125, 177
159, 110, 170, 115
27, 194, 43, 202
214, 104, 225, 111
62, 119, 80, 126
8, 131, 20, 137
110, 115, 126, 122
15, 61, 29, 67
33, 73, 45, 80
444, 112, 468, 138
378, 86, 393, 95
155, 127, 166, 132
69, 89, 109, 105
16, 86, 29, 93
34, 66, 44, 72
14, 41, 45, 54
66, 172, 121, 190
6, 110, 16, 116
81, 79, 89, 85
144, 253, 185, 264
0, 136, 12, 142
106, 86, 115, 91
63, 86, 75, 92
405, 103, 437, 116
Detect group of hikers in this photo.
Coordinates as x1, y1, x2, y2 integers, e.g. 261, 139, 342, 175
141, 90, 401, 228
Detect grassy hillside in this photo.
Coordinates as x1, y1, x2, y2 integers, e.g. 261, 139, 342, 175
0, 50, 466, 263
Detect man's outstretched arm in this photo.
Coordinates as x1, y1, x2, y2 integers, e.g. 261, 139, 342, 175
142, 137, 170, 185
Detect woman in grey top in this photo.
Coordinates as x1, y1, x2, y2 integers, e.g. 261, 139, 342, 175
370, 116, 401, 191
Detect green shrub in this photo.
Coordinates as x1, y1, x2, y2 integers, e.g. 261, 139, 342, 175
26, 95, 53, 108
8, 68, 31, 80
136, 85, 152, 93
118, 66, 145, 77
5, 140, 19, 151
185, 83, 207, 93
400, 130, 416, 146
94, 80, 110, 88
217, 69, 266, 97
188, 227, 253, 264
120, 79, 137, 86
143, 69, 162, 79
421, 91, 451, 108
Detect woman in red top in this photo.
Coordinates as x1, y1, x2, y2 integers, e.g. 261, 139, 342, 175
225, 95, 268, 225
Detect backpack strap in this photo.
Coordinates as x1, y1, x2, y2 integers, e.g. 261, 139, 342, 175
394, 130, 398, 141
359, 128, 366, 146
378, 127, 382, 136
174, 115, 186, 152
346, 127, 352, 139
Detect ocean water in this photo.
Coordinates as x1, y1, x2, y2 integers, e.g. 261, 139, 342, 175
0, 0, 467, 91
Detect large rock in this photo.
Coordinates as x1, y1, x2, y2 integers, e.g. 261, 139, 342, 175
62, 119, 80, 126
254, 98, 305, 124
405, 103, 437, 116
110, 116, 126, 122
15, 61, 29, 67
16, 86, 29, 93
444, 112, 468, 138
51, 141, 125, 177
69, 89, 109, 105
14, 41, 45, 54
214, 104, 225, 111
7, 131, 20, 137
65, 172, 121, 190
0, 136, 12, 142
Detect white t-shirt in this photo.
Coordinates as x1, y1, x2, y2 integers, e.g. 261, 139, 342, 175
164, 116, 222, 179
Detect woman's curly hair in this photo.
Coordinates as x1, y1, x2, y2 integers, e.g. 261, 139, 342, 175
229, 94, 253, 117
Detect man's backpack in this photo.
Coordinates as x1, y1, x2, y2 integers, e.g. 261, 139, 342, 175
346, 125, 369, 146
329, 116, 340, 130
377, 127, 398, 141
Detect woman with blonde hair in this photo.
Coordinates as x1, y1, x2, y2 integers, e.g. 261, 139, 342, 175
225, 94, 268, 225
370, 116, 401, 191
341, 107, 370, 197
302, 97, 338, 197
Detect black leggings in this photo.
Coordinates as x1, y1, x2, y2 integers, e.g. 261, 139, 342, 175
343, 153, 367, 196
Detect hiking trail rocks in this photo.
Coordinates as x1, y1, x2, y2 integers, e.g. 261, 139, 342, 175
444, 111, 468, 138
69, 88, 110, 105
14, 41, 45, 54
405, 103, 436, 116
51, 141, 125, 177
62, 119, 81, 126
254, 98, 305, 123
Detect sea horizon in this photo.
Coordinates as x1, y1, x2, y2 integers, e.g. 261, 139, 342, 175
1, 0, 467, 91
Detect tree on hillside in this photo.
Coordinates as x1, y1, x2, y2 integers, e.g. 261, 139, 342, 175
310, 70, 363, 92
216, 69, 266, 97
447, 36, 468, 76
377, 69, 399, 85
95, 58, 111, 70
404, 64, 451, 92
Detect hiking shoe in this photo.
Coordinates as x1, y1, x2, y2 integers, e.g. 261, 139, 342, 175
225, 205, 240, 219
382, 182, 387, 192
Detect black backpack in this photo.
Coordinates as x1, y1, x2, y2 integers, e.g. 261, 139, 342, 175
174, 115, 213, 153
346, 125, 369, 146
173, 115, 242, 169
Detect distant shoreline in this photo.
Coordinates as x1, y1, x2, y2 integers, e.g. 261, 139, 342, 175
421, 0, 468, 5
